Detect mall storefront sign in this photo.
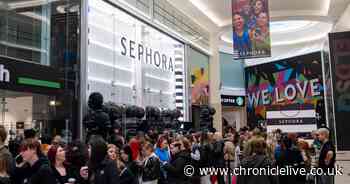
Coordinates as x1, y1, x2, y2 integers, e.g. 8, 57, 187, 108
221, 95, 245, 107
84, 0, 186, 119
245, 52, 325, 133
0, 56, 63, 94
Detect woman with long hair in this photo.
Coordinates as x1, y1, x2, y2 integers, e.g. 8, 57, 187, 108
107, 144, 124, 174
48, 144, 75, 184
237, 138, 279, 184
65, 140, 89, 184
85, 135, 119, 184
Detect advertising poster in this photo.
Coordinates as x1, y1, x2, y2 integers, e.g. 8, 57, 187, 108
232, 0, 271, 59
245, 52, 325, 130
329, 32, 350, 150
190, 49, 210, 105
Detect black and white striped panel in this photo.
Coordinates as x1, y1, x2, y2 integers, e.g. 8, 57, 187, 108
174, 44, 185, 121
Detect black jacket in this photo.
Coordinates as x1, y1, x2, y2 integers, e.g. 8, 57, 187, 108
237, 155, 279, 184
119, 163, 138, 184
51, 166, 76, 184
141, 154, 160, 182
13, 157, 56, 184
199, 143, 213, 168
212, 140, 225, 168
164, 150, 191, 184
89, 158, 119, 184
0, 177, 11, 184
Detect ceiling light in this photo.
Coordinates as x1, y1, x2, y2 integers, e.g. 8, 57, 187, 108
49, 100, 57, 106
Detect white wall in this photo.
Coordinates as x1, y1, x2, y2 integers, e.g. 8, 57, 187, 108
1, 96, 33, 130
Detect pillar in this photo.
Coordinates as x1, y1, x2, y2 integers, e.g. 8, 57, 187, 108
209, 32, 223, 133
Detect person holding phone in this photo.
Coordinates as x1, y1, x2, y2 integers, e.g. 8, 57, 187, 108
13, 138, 56, 184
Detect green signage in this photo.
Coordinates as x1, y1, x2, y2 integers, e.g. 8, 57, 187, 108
17, 77, 61, 89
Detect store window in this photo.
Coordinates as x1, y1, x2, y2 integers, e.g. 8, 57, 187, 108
0, 0, 80, 68
0, 0, 81, 140
87, 0, 185, 109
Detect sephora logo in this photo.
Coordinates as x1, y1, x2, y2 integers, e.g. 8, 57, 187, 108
121, 37, 174, 72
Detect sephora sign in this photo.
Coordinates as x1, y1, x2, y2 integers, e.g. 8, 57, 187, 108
121, 37, 174, 72
87, 0, 184, 109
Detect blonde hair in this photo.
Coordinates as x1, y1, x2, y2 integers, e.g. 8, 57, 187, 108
224, 142, 235, 161
318, 128, 330, 138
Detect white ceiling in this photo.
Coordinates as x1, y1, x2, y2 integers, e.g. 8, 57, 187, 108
167, 0, 350, 59
170, 0, 341, 28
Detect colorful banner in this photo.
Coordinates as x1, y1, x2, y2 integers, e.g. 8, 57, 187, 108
232, 0, 271, 59
329, 32, 350, 150
245, 52, 325, 127
190, 48, 210, 105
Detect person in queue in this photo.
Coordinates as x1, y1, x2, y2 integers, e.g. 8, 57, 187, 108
138, 142, 160, 184
81, 135, 119, 184
155, 136, 171, 183
317, 128, 336, 184
47, 143, 76, 184
119, 145, 138, 184
164, 137, 192, 184
107, 144, 124, 174
237, 137, 279, 184
13, 138, 56, 184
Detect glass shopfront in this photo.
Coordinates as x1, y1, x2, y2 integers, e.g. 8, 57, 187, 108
0, 0, 80, 140
86, 0, 185, 110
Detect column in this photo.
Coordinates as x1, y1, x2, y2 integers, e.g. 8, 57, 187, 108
209, 32, 223, 133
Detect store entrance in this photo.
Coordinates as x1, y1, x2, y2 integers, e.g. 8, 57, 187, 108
0, 89, 65, 141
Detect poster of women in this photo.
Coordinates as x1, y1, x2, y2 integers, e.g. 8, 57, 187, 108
232, 0, 271, 59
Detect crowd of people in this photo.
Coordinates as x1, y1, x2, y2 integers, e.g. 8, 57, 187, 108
0, 124, 335, 184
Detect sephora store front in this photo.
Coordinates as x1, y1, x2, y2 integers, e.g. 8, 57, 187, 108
81, 0, 187, 132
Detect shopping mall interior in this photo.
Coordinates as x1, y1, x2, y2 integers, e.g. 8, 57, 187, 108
1, 0, 350, 183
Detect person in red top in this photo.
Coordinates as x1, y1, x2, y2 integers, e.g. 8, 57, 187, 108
129, 132, 145, 161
